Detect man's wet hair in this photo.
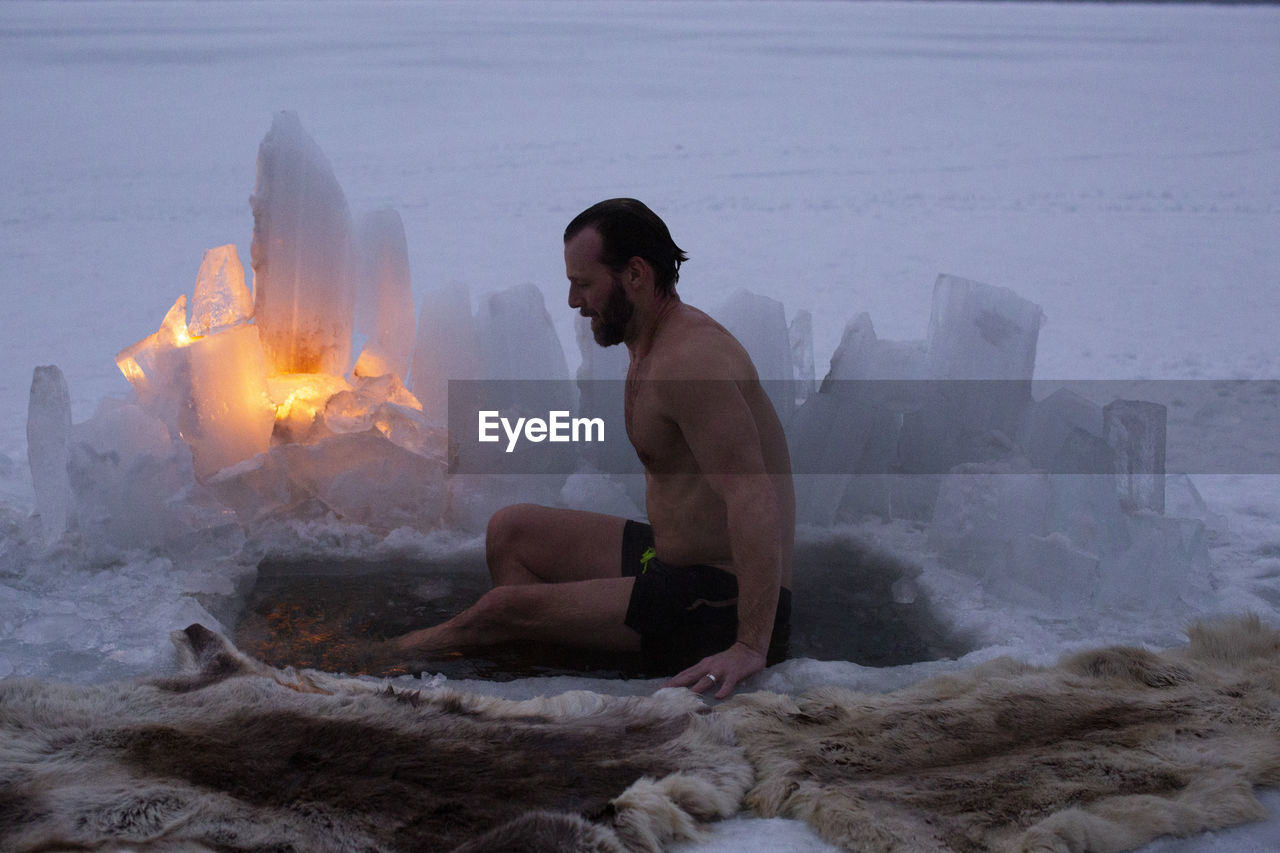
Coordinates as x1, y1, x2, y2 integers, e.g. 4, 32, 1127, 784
564, 198, 689, 295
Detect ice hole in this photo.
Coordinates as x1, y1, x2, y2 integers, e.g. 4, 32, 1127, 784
233, 537, 970, 680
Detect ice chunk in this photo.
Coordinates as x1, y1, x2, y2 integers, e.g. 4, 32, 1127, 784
787, 390, 899, 526
115, 295, 194, 431
287, 432, 448, 533
823, 312, 927, 383
926, 274, 1043, 381
1025, 387, 1105, 472
266, 372, 353, 444
891, 278, 1043, 495
476, 283, 571, 384
207, 450, 294, 526
474, 283, 574, 463
1099, 513, 1210, 609
788, 310, 815, 406
715, 289, 795, 420
323, 374, 423, 435
322, 375, 444, 460
189, 244, 252, 337
71, 398, 178, 474
927, 461, 1050, 582
27, 365, 72, 543
1011, 533, 1100, 611
1046, 470, 1128, 558
250, 111, 355, 375
67, 398, 204, 548
410, 279, 484, 426
1104, 399, 1167, 513
1165, 473, 1228, 540
353, 208, 415, 382
180, 324, 276, 481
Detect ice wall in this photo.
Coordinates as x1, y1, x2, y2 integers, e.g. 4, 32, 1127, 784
250, 111, 355, 375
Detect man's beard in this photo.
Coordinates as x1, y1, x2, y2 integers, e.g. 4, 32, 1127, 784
589, 276, 633, 347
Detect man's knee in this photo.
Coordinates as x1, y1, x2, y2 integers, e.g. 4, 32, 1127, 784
485, 504, 541, 580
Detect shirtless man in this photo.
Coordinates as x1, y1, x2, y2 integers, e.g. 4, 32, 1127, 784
388, 198, 794, 697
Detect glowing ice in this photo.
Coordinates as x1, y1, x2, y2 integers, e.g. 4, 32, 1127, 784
250, 111, 354, 375
115, 295, 193, 431
189, 245, 252, 337
182, 324, 275, 481
353, 208, 415, 382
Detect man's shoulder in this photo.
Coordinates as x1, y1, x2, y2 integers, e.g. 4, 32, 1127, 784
652, 305, 754, 381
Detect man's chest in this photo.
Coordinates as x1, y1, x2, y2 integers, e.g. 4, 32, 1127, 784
623, 378, 684, 469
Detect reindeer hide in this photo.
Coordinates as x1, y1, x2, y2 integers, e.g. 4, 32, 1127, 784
0, 624, 751, 853
726, 613, 1280, 852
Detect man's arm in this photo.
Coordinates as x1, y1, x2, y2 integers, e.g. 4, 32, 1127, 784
656, 374, 784, 698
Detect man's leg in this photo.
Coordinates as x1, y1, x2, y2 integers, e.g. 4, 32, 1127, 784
386, 504, 641, 659
390, 575, 640, 656
485, 503, 630, 585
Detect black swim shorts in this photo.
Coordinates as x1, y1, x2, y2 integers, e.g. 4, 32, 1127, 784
620, 519, 791, 675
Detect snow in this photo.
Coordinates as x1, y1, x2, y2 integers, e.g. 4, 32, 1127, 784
1, 1, 1279, 850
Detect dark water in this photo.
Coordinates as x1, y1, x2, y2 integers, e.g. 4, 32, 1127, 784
234, 538, 970, 682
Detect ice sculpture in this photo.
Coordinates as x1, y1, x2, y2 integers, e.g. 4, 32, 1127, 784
27, 365, 72, 543
250, 111, 354, 375
354, 208, 415, 382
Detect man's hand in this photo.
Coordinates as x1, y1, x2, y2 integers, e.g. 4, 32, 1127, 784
663, 641, 766, 700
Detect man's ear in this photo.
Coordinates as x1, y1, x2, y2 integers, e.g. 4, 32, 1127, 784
625, 255, 652, 293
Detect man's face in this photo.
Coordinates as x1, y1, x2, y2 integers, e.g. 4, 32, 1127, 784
565, 228, 633, 347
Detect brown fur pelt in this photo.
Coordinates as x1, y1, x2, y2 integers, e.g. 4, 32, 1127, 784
0, 624, 751, 853
725, 613, 1280, 852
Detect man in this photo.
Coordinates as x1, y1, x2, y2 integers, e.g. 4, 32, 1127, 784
388, 198, 794, 698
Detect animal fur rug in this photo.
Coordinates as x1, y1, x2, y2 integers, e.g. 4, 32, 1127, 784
0, 624, 751, 853
726, 613, 1280, 852
3, 616, 1280, 853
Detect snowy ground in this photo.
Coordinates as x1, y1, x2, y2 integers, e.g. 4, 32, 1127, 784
2, 1, 1279, 850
